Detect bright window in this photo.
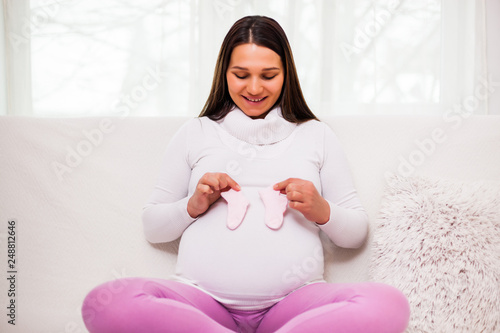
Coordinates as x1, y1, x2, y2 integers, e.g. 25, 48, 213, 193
27, 0, 484, 117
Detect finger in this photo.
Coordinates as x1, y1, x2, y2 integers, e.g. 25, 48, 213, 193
288, 200, 300, 210
288, 200, 308, 214
273, 178, 294, 192
286, 190, 304, 203
201, 173, 226, 191
288, 201, 310, 215
200, 173, 240, 192
220, 173, 241, 191
286, 183, 303, 193
196, 183, 214, 195
200, 173, 219, 189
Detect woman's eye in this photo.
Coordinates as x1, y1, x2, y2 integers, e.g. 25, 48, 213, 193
235, 74, 248, 79
263, 75, 277, 80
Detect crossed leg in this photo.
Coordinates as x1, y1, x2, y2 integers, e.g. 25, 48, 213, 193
256, 282, 410, 333
81, 278, 238, 333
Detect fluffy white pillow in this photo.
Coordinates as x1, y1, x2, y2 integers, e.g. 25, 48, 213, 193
369, 174, 500, 333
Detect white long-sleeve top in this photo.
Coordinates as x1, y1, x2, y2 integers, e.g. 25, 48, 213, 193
142, 107, 369, 310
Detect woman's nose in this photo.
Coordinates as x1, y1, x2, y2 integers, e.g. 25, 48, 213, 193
247, 78, 263, 96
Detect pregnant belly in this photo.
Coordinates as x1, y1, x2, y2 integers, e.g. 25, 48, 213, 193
175, 189, 325, 302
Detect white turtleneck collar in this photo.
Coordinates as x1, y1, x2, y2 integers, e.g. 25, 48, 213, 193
219, 107, 297, 145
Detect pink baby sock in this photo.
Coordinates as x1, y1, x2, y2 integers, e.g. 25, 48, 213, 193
259, 186, 288, 230
221, 189, 249, 230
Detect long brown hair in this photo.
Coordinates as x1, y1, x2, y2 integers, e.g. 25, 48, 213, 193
199, 15, 317, 123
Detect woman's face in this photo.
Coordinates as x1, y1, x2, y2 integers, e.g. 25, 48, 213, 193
226, 43, 284, 119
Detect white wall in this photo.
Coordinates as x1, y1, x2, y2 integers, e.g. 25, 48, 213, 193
0, 3, 7, 115
486, 0, 500, 115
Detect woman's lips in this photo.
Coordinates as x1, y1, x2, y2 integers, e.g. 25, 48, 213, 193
243, 95, 267, 103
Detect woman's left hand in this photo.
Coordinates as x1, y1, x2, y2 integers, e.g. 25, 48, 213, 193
273, 178, 330, 224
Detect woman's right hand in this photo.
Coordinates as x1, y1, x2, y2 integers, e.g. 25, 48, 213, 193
187, 172, 241, 218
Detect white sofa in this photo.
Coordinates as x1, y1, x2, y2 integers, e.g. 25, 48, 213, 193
0, 115, 499, 332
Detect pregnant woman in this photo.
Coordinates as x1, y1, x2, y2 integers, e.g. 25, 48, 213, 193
82, 15, 410, 333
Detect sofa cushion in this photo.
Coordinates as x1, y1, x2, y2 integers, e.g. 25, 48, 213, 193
370, 174, 500, 332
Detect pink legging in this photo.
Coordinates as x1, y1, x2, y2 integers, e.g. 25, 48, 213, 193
82, 278, 410, 333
